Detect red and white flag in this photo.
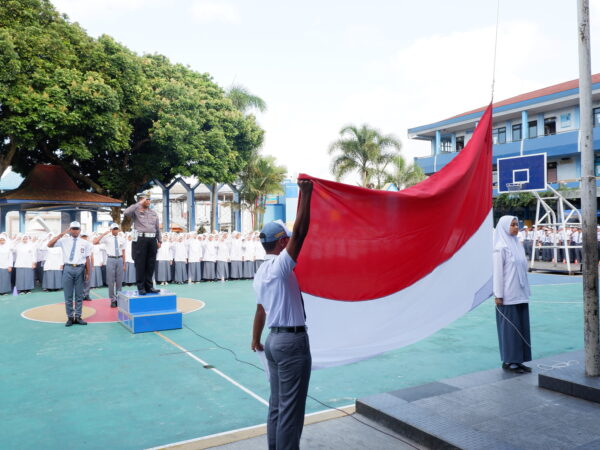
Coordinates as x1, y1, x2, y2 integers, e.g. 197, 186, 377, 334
296, 105, 493, 369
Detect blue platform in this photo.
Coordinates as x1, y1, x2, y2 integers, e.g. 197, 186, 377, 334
117, 290, 182, 333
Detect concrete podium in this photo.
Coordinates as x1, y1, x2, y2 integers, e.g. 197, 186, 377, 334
117, 290, 182, 333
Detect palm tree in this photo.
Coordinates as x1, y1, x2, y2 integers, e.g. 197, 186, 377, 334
226, 84, 267, 114
328, 125, 401, 187
239, 152, 286, 230
385, 154, 426, 190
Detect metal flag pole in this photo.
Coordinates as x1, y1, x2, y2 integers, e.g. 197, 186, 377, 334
577, 0, 599, 377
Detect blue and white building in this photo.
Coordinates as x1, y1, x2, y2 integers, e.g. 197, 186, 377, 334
409, 74, 600, 194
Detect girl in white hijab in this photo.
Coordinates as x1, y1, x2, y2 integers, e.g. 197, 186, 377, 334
493, 215, 532, 374
0, 234, 14, 295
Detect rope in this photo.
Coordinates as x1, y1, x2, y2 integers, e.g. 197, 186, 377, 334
490, 0, 501, 102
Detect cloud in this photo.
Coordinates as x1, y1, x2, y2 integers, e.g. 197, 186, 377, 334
190, 1, 241, 24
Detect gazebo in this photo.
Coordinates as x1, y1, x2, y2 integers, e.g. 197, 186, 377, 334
0, 165, 121, 233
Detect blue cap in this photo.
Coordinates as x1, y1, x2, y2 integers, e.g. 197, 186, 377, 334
260, 221, 291, 243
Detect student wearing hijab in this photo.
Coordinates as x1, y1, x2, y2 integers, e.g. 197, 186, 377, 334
14, 234, 36, 294
172, 234, 188, 284
187, 234, 203, 283
202, 234, 217, 281
242, 233, 255, 279
124, 234, 137, 285
0, 235, 14, 295
43, 243, 64, 291
493, 215, 532, 374
216, 234, 230, 281
89, 240, 105, 288
155, 233, 173, 286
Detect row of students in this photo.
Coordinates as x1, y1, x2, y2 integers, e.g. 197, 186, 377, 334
0, 230, 265, 294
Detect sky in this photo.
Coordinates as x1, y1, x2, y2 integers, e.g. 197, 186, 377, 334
51, 0, 600, 182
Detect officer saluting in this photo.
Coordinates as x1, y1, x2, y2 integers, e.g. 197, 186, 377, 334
123, 192, 161, 295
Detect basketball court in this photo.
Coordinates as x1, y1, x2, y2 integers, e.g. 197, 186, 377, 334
0, 272, 587, 449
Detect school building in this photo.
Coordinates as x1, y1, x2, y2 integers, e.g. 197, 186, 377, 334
408, 74, 600, 197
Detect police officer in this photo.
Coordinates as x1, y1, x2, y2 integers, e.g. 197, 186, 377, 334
94, 223, 125, 307
47, 221, 92, 327
123, 193, 161, 295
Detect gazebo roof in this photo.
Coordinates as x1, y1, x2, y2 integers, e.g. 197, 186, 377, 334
0, 165, 121, 209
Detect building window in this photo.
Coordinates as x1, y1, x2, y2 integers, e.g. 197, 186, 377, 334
547, 162, 557, 183
492, 127, 506, 144
512, 124, 522, 141
528, 120, 538, 138
544, 117, 556, 136
456, 136, 465, 151
594, 107, 600, 127
560, 112, 571, 128
440, 138, 452, 153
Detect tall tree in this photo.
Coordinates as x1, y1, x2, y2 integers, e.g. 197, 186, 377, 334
239, 153, 286, 230
328, 125, 401, 188
385, 154, 425, 190
3, 0, 264, 225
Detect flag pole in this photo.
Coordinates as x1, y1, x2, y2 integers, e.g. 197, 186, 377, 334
577, 0, 599, 377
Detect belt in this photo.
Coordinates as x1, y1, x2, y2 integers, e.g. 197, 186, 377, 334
108, 255, 122, 259
138, 232, 156, 238
270, 326, 306, 333
67, 264, 84, 267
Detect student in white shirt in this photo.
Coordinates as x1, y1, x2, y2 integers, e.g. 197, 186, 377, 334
242, 233, 255, 279
155, 233, 173, 285
14, 234, 36, 294
229, 231, 244, 279
0, 235, 14, 294
202, 234, 217, 280
43, 245, 64, 291
187, 234, 203, 283
124, 234, 137, 285
172, 234, 188, 284
216, 233, 230, 281
47, 222, 92, 326
493, 215, 532, 374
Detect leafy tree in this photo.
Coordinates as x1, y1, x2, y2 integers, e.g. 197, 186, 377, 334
385, 154, 426, 190
328, 125, 401, 187
0, 0, 130, 180
2, 0, 264, 226
239, 153, 286, 230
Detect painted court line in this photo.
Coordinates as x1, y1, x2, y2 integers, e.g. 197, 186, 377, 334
147, 404, 355, 449
154, 331, 269, 407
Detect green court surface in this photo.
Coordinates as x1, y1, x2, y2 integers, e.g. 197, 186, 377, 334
0, 274, 585, 449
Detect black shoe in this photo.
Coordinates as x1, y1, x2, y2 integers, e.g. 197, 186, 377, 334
65, 317, 74, 327
110, 300, 118, 308
147, 288, 160, 294
502, 362, 510, 370
83, 297, 91, 301
506, 363, 525, 374
517, 363, 532, 373
74, 317, 87, 325
137, 290, 147, 295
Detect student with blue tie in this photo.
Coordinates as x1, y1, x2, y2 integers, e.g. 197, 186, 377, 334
48, 221, 93, 327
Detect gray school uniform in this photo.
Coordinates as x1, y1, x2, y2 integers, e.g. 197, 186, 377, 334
0, 269, 11, 294
15, 268, 35, 291
243, 261, 254, 278
202, 261, 216, 280
173, 261, 188, 283
216, 261, 229, 279
155, 260, 172, 282
54, 236, 92, 319
43, 271, 63, 290
90, 266, 104, 287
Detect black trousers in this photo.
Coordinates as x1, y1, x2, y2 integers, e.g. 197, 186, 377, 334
132, 237, 157, 292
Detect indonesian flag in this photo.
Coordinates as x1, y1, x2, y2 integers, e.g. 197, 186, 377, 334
296, 105, 493, 369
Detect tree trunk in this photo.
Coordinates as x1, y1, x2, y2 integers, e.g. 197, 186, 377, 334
0, 139, 18, 178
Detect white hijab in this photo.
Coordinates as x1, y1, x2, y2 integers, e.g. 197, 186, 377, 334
494, 215, 529, 293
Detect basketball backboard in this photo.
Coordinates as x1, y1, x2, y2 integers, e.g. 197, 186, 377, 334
497, 153, 547, 193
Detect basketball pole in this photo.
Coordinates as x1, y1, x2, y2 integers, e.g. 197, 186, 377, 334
577, 0, 599, 377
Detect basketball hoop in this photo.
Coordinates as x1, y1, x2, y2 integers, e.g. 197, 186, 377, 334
506, 182, 526, 192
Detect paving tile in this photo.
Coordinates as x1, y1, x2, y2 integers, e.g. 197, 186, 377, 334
541, 423, 600, 448
389, 381, 459, 403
